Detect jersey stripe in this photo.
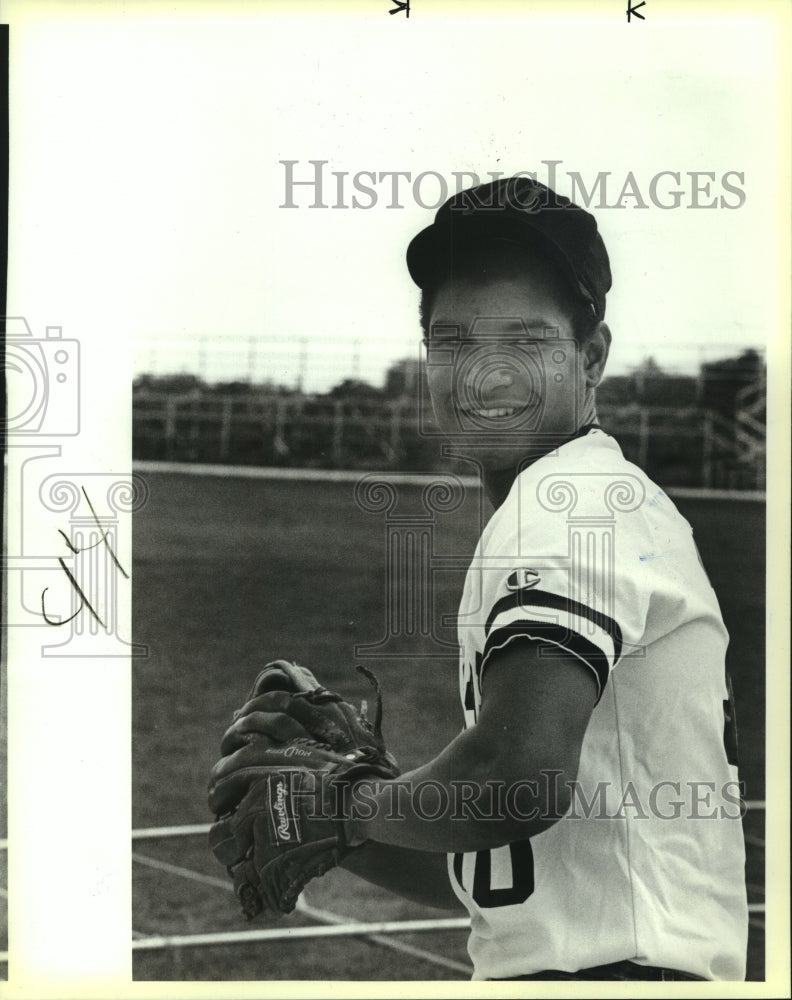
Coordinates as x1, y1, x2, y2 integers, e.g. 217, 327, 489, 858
482, 622, 610, 697
488, 604, 616, 665
485, 588, 623, 663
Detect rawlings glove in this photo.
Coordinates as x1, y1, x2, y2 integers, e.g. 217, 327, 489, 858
214, 659, 398, 771
207, 660, 399, 919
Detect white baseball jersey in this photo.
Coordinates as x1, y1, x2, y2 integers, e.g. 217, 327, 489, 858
448, 427, 748, 981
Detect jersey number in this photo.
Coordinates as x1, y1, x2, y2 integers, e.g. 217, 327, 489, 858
453, 840, 534, 908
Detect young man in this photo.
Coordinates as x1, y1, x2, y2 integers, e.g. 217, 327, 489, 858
335, 176, 748, 981
210, 176, 748, 981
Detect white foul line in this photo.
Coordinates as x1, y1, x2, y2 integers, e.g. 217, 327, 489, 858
131, 851, 471, 974
132, 823, 212, 841
132, 461, 766, 501
131, 918, 472, 952
133, 852, 236, 893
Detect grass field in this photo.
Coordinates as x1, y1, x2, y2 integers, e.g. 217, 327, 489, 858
132, 471, 765, 981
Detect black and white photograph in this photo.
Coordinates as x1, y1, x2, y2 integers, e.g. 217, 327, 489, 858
2, 0, 790, 993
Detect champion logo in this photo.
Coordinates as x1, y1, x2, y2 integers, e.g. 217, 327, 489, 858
506, 569, 541, 591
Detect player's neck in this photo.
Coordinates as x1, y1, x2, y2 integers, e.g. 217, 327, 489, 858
482, 466, 521, 510
481, 412, 601, 510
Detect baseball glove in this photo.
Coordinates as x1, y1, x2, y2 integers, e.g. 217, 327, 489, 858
208, 660, 399, 919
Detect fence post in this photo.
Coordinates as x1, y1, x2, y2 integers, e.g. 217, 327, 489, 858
219, 399, 232, 461
390, 401, 402, 459
271, 397, 286, 459
164, 397, 177, 460
332, 400, 344, 467
638, 408, 649, 470
189, 395, 201, 454
702, 411, 713, 488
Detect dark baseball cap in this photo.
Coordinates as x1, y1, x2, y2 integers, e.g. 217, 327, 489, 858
406, 176, 612, 320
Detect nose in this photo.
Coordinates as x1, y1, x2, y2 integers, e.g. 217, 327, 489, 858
461, 360, 521, 404
479, 368, 514, 395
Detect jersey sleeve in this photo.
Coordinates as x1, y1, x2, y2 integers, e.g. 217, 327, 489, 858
473, 471, 654, 702
482, 581, 622, 699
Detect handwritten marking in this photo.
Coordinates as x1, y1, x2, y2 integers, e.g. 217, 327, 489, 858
81, 487, 130, 579
40, 486, 129, 628
41, 557, 104, 627
389, 0, 410, 17
627, 0, 645, 22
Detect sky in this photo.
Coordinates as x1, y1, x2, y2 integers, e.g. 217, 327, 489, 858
122, 13, 774, 390
6, 3, 782, 394
3, 1, 790, 994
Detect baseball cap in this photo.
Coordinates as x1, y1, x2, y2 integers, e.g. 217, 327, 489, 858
406, 176, 612, 320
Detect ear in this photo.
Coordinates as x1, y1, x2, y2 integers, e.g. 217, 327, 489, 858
582, 322, 611, 388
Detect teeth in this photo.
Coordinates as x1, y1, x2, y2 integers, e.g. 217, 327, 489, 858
472, 407, 518, 418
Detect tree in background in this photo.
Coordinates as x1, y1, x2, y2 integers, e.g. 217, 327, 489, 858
134, 373, 206, 394
326, 378, 384, 400
697, 348, 764, 420
383, 358, 423, 399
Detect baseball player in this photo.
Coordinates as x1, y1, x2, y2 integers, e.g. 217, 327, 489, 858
209, 176, 748, 981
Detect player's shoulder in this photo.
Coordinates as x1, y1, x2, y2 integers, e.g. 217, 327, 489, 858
515, 427, 647, 504
509, 427, 690, 537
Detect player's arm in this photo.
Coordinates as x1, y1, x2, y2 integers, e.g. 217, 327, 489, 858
339, 842, 466, 911
345, 639, 598, 854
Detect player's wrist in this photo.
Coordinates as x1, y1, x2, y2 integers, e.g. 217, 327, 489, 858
342, 815, 368, 848
341, 776, 381, 847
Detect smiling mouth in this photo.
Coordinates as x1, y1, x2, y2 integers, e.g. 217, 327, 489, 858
468, 406, 521, 418
461, 401, 535, 419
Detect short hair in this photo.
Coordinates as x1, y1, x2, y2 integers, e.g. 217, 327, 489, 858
418, 238, 601, 346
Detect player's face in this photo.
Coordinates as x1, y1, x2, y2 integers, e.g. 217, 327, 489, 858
424, 268, 589, 470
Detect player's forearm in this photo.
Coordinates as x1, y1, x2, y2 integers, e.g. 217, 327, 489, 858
347, 726, 572, 853
339, 842, 466, 911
